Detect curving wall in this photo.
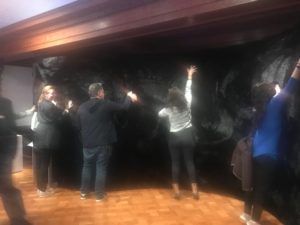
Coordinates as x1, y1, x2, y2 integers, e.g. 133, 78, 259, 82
32, 27, 300, 225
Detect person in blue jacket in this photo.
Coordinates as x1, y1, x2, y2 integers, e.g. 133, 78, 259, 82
240, 59, 300, 225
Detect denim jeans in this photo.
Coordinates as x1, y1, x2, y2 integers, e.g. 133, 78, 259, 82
80, 145, 112, 198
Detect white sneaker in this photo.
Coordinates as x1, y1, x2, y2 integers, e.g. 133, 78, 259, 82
240, 213, 251, 223
247, 219, 261, 225
95, 194, 107, 202
46, 187, 56, 194
80, 193, 88, 200
37, 189, 49, 197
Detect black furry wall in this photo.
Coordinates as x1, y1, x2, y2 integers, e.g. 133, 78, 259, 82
32, 27, 300, 225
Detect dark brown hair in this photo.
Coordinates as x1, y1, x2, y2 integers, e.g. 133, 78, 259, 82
166, 87, 188, 112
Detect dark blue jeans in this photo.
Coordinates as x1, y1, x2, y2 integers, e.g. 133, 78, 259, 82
80, 145, 112, 198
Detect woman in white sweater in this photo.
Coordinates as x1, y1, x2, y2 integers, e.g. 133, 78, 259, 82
158, 65, 198, 200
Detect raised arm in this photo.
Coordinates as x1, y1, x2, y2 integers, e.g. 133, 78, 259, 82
291, 58, 300, 80
187, 65, 197, 80
278, 58, 300, 100
185, 65, 197, 107
106, 91, 138, 112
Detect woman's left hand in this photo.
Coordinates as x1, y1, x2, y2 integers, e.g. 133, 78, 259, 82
187, 65, 197, 79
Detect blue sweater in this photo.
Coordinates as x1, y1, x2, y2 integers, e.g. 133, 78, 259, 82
253, 77, 299, 159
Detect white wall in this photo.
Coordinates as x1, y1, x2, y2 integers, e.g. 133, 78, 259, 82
2, 65, 34, 126
0, 0, 77, 28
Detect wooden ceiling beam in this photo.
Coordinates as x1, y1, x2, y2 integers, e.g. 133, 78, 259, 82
1, 0, 300, 63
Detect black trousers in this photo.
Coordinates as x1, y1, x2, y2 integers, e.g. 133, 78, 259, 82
34, 149, 52, 191
168, 127, 196, 183
244, 155, 277, 221
0, 138, 27, 223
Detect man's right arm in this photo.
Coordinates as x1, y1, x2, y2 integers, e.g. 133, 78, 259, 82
108, 96, 131, 112
108, 91, 137, 112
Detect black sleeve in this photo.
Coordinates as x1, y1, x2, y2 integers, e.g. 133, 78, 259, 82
0, 98, 17, 135
6, 99, 17, 133
38, 101, 64, 123
106, 96, 131, 112
75, 110, 81, 131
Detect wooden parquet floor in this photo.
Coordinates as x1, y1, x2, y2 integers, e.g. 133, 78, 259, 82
1, 166, 283, 225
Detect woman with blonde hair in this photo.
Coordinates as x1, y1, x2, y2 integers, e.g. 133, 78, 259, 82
34, 85, 65, 197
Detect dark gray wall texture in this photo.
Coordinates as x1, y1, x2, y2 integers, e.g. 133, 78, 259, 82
31, 26, 300, 225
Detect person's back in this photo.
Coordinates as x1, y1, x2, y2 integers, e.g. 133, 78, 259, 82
78, 82, 136, 201
253, 78, 299, 159
78, 97, 130, 148
159, 78, 193, 132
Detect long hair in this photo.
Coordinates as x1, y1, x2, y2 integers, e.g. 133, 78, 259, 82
38, 85, 56, 103
166, 87, 188, 112
251, 82, 276, 126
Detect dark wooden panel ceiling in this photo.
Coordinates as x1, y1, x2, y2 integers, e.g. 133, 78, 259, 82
1, 0, 300, 64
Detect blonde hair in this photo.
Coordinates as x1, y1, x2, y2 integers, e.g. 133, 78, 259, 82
38, 85, 57, 103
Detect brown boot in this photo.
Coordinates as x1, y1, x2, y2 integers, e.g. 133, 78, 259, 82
191, 182, 199, 200
172, 183, 180, 200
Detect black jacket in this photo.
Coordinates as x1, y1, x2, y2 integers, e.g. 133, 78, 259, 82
34, 100, 64, 150
0, 97, 16, 137
0, 97, 17, 156
77, 96, 131, 148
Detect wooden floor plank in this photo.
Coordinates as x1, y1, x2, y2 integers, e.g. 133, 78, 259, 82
0, 166, 282, 225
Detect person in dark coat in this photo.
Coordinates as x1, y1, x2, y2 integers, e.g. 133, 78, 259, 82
77, 83, 137, 202
0, 90, 31, 225
34, 85, 65, 197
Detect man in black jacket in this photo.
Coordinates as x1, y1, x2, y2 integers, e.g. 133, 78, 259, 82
77, 83, 137, 201
0, 90, 31, 225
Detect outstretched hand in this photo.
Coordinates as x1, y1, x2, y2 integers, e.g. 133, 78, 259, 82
67, 100, 73, 110
127, 91, 138, 102
187, 65, 197, 79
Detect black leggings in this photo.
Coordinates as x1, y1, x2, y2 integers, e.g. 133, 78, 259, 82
244, 155, 277, 221
168, 127, 196, 183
